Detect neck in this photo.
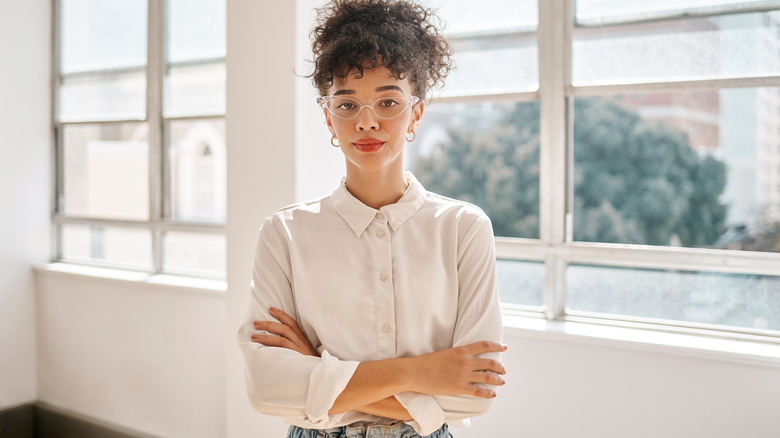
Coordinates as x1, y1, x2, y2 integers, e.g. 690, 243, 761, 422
344, 167, 409, 210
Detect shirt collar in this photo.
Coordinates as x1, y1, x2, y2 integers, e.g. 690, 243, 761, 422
331, 172, 427, 238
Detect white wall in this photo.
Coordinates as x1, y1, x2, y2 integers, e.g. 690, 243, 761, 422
458, 331, 780, 438
294, 1, 346, 202
224, 1, 298, 436
0, 0, 50, 410
35, 271, 226, 438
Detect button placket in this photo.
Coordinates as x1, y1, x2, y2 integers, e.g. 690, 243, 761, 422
372, 218, 395, 354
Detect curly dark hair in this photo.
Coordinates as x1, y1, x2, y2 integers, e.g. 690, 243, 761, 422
310, 0, 453, 99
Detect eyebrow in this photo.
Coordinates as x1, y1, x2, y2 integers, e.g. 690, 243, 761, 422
332, 85, 405, 96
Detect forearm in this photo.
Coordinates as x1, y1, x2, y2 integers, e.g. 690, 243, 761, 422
355, 397, 412, 421
328, 357, 412, 415
329, 341, 505, 416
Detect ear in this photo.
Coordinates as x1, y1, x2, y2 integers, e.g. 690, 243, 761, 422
323, 109, 336, 137
408, 101, 425, 133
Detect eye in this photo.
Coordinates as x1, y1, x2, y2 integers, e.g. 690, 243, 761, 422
335, 101, 358, 111
377, 98, 400, 108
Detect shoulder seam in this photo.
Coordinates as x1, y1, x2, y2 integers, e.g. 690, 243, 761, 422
274, 194, 330, 214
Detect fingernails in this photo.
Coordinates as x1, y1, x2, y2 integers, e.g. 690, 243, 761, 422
501, 344, 508, 351
490, 391, 497, 398
269, 307, 278, 313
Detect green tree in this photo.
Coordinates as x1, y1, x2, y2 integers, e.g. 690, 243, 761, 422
414, 98, 728, 247
572, 98, 727, 246
415, 102, 540, 238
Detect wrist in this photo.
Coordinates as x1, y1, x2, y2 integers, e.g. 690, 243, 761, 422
390, 356, 417, 393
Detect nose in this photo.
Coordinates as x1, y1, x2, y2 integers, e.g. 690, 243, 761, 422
355, 104, 379, 131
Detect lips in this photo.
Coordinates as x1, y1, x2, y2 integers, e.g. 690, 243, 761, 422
353, 138, 385, 153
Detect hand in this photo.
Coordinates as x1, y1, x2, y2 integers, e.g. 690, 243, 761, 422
251, 307, 319, 357
409, 340, 507, 399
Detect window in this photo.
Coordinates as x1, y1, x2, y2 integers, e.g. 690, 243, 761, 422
414, 1, 780, 339
53, 0, 226, 278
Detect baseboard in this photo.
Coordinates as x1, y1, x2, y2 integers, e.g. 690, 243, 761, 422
0, 402, 159, 438
0, 403, 34, 438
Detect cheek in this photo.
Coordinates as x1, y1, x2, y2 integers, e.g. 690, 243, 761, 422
388, 116, 413, 133
330, 119, 351, 136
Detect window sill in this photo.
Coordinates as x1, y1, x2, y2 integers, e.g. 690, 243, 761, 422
34, 263, 227, 296
33, 264, 779, 368
502, 312, 780, 369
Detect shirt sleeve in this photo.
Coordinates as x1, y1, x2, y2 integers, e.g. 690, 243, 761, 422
236, 217, 361, 428
397, 212, 504, 435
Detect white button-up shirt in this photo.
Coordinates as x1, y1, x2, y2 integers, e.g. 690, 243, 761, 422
237, 173, 503, 436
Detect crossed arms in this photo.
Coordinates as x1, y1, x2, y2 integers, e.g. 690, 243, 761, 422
252, 306, 507, 420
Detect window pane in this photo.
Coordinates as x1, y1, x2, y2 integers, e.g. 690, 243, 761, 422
63, 123, 149, 221
576, 0, 775, 22
168, 119, 226, 223
166, 0, 226, 63
423, 0, 538, 95
424, 0, 537, 33
164, 62, 226, 117
164, 0, 226, 117
163, 232, 225, 277
567, 264, 780, 332
497, 259, 544, 307
411, 101, 540, 238
573, 11, 780, 85
59, 70, 146, 122
60, 0, 147, 73
572, 89, 780, 253
62, 224, 152, 269
444, 41, 538, 96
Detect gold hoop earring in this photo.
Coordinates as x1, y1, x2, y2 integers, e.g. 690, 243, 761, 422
331, 136, 340, 148
406, 131, 416, 142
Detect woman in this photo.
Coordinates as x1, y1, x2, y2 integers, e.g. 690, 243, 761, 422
237, 1, 506, 437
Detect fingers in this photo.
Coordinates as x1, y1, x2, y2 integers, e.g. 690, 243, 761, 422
269, 307, 307, 340
470, 370, 505, 386
472, 358, 506, 375
252, 308, 318, 357
462, 340, 508, 356
462, 372, 505, 399
469, 385, 498, 399
254, 320, 297, 341
251, 334, 298, 352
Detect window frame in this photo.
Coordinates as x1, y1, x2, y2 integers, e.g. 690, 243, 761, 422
51, 0, 226, 279
434, 0, 780, 343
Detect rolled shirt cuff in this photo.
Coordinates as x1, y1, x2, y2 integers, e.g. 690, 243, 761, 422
305, 350, 360, 427
395, 392, 445, 436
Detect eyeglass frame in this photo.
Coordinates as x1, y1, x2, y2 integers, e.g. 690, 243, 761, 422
317, 95, 421, 120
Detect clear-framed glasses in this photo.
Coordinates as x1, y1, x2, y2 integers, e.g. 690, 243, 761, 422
317, 95, 420, 120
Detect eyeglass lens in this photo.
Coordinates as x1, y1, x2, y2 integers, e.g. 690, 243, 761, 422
325, 97, 411, 119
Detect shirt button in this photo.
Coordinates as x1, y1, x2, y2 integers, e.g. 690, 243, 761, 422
376, 212, 385, 220
382, 324, 391, 333
380, 273, 388, 281
376, 229, 385, 237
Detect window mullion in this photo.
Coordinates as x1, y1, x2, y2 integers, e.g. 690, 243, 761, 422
538, 0, 572, 320
51, 0, 62, 263
147, 0, 165, 274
